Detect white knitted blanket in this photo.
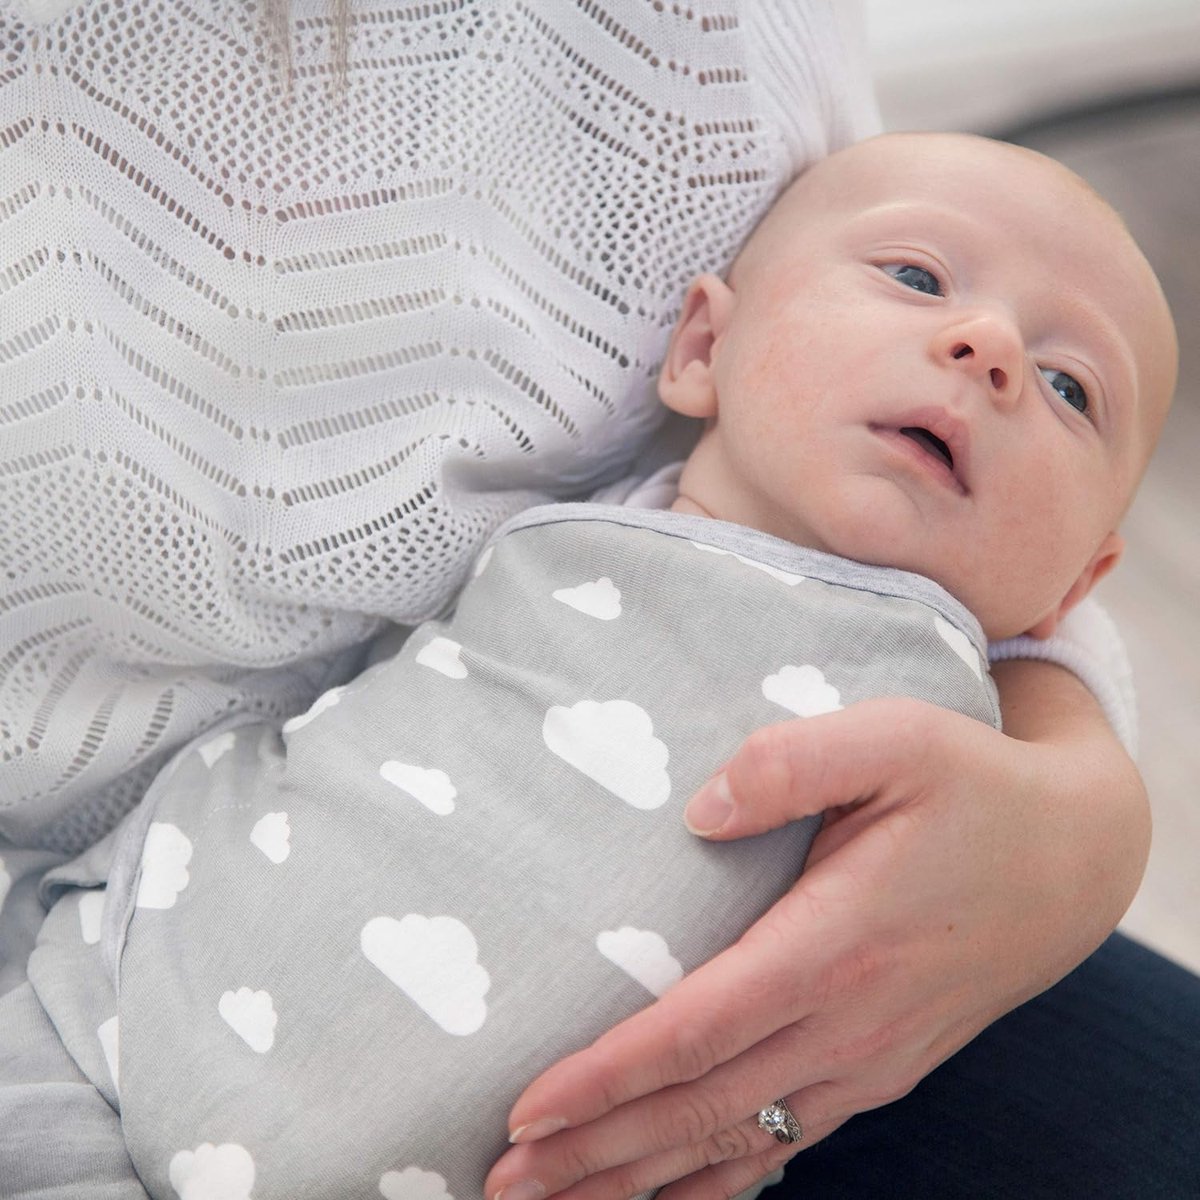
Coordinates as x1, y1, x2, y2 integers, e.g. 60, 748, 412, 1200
0, 0, 880, 851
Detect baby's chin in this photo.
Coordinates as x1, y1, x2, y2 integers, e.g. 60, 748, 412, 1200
758, 514, 1051, 640
790, 512, 931, 576
812, 528, 994, 627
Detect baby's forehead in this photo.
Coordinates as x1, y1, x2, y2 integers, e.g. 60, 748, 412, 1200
789, 133, 1113, 235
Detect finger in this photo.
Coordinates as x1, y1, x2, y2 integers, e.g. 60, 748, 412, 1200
512, 1111, 790, 1200
502, 926, 818, 1140
684, 698, 955, 840
656, 1149, 795, 1200
528, 1088, 850, 1200
491, 1023, 827, 1199
656, 1088, 853, 1200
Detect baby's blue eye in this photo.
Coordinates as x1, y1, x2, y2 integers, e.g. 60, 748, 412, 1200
882, 264, 942, 296
1040, 367, 1088, 414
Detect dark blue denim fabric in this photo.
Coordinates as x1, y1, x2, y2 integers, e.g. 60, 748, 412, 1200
781, 933, 1200, 1198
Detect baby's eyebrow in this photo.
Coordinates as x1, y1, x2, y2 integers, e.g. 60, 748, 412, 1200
850, 199, 986, 236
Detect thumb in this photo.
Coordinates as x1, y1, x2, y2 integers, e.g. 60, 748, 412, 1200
683, 697, 939, 840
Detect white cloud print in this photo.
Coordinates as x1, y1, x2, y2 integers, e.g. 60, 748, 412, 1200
934, 615, 984, 680
597, 927, 683, 997
552, 577, 622, 620
362, 914, 490, 1036
196, 730, 236, 769
219, 987, 278, 1054
136, 823, 193, 910
416, 636, 468, 679
762, 664, 843, 718
168, 1142, 255, 1200
250, 811, 291, 864
689, 542, 805, 586
379, 1166, 454, 1200
543, 699, 670, 810
79, 890, 105, 945
282, 684, 348, 734
97, 1015, 119, 1093
379, 761, 457, 816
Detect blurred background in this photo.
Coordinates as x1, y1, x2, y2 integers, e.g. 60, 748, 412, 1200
865, 0, 1200, 972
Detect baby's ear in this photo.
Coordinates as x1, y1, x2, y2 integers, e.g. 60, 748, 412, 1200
1025, 532, 1124, 640
657, 273, 736, 419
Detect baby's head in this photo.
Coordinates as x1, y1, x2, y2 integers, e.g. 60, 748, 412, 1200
661, 132, 1177, 640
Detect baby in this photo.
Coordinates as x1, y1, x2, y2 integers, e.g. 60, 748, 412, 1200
16, 133, 1175, 1200
663, 131, 1174, 644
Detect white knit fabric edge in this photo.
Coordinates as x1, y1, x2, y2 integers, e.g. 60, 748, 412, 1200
599, 465, 1138, 757
990, 602, 1138, 759
742, 0, 883, 166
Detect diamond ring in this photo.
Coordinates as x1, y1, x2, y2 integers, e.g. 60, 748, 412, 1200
756, 1098, 803, 1145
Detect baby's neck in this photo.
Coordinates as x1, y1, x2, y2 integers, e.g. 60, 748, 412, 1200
668, 493, 716, 520
668, 472, 993, 635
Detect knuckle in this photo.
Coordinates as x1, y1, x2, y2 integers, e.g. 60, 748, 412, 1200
596, 1084, 625, 1120
662, 1089, 726, 1148
856, 1080, 906, 1112
836, 1025, 900, 1074
736, 723, 799, 805
556, 1138, 602, 1188
712, 1145, 799, 1199
833, 1055, 925, 1116
601, 1160, 650, 1200
867, 1063, 924, 1108
706, 1121, 758, 1163
893, 696, 953, 754
866, 696, 940, 759
661, 1024, 721, 1086
813, 938, 892, 1008
583, 1040, 635, 1115
593, 1064, 630, 1116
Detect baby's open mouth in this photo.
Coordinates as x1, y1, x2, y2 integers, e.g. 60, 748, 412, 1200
899, 426, 954, 471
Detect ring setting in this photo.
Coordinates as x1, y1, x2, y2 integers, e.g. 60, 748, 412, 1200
757, 1098, 803, 1145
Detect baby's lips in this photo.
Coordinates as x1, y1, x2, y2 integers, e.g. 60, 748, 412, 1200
888, 405, 972, 492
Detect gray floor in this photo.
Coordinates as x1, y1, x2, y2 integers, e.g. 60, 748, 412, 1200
1020, 100, 1200, 972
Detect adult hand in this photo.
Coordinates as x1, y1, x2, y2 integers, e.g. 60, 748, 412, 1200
484, 661, 1150, 1200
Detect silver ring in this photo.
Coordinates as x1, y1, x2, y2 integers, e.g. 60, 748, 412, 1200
756, 1098, 803, 1145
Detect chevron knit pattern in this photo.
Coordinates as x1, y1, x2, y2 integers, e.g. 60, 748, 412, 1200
0, 0, 877, 851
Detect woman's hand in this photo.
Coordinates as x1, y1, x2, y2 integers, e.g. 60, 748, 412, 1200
484, 661, 1150, 1200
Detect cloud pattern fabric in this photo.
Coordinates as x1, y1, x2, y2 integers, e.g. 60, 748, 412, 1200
543, 699, 671, 810
22, 505, 998, 1199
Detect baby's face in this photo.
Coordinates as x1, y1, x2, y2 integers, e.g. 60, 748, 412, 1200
665, 134, 1176, 639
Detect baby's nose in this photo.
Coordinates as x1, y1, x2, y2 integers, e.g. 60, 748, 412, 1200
932, 313, 1023, 403
949, 339, 1009, 394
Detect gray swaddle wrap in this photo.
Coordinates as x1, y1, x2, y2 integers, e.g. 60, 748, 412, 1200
24, 505, 999, 1199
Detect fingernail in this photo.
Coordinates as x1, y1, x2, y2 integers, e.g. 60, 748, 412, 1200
495, 1182, 546, 1200
508, 1116, 566, 1144
684, 772, 733, 834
